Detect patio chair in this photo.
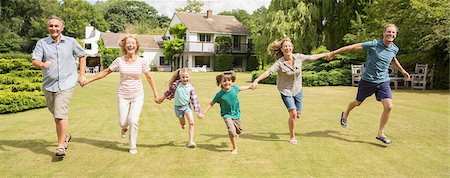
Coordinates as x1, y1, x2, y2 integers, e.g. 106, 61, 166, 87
404, 64, 428, 90
388, 64, 403, 89
351, 64, 364, 86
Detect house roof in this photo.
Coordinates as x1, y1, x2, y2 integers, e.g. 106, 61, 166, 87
101, 32, 162, 49
175, 12, 251, 36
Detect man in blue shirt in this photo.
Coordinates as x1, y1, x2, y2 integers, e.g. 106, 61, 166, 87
329, 24, 410, 144
32, 16, 87, 156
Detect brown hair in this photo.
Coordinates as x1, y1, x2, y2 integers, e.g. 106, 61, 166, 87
168, 68, 191, 86
216, 71, 236, 86
119, 35, 140, 55
268, 37, 292, 60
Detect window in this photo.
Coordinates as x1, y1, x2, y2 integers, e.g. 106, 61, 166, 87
199, 34, 212, 42
85, 43, 92, 50
159, 56, 169, 65
194, 56, 210, 67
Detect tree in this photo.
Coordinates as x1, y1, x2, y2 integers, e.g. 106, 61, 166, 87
60, 0, 109, 38
168, 24, 187, 39
103, 0, 159, 33
176, 0, 204, 13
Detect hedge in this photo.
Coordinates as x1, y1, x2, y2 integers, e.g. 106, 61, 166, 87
214, 54, 234, 71
0, 58, 45, 114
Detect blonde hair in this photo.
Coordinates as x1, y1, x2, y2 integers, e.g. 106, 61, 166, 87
168, 68, 191, 86
384, 24, 398, 33
269, 37, 292, 60
119, 35, 140, 55
216, 71, 236, 87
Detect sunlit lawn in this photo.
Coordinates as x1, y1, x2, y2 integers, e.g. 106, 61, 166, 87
0, 72, 448, 177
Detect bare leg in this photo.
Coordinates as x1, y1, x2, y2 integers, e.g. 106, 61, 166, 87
185, 112, 195, 143
179, 116, 186, 129
288, 109, 298, 141
378, 99, 393, 137
343, 99, 362, 121
229, 134, 237, 154
55, 119, 68, 148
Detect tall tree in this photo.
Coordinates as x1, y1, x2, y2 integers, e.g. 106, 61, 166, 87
176, 0, 204, 13
60, 0, 109, 38
103, 0, 159, 33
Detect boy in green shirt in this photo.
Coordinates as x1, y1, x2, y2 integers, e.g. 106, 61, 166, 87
200, 71, 253, 154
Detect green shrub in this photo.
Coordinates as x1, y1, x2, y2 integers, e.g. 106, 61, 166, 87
214, 54, 234, 71
0, 52, 32, 60
246, 55, 259, 71
0, 90, 46, 114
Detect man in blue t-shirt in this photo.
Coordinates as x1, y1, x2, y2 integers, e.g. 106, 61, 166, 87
329, 24, 410, 144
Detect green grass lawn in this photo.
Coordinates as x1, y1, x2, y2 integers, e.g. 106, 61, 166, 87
0, 72, 448, 177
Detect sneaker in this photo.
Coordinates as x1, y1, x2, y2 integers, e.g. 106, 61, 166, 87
55, 147, 66, 157
129, 148, 137, 154
121, 129, 127, 138
64, 134, 72, 150
186, 142, 196, 148
289, 139, 298, 145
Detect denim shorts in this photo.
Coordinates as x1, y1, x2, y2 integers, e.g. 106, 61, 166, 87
174, 104, 192, 118
280, 91, 303, 113
356, 80, 392, 102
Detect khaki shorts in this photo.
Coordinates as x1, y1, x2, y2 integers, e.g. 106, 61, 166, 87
224, 118, 242, 136
43, 87, 75, 119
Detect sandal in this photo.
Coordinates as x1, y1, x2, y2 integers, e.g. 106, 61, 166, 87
55, 147, 66, 157
64, 134, 72, 150
340, 112, 347, 128
376, 136, 392, 144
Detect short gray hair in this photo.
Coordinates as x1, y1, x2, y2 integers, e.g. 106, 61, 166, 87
48, 15, 64, 27
384, 24, 398, 33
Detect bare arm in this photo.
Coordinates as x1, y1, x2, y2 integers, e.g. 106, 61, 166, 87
32, 59, 51, 69
391, 57, 410, 80
329, 43, 364, 60
83, 68, 112, 86
78, 56, 87, 85
308, 52, 331, 61
144, 71, 160, 101
250, 70, 271, 89
199, 102, 215, 119
239, 85, 253, 91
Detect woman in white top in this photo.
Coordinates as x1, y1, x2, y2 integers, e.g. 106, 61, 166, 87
251, 37, 330, 145
83, 35, 159, 154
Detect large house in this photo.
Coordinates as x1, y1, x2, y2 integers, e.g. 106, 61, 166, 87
82, 26, 167, 72
164, 10, 253, 71
83, 10, 253, 72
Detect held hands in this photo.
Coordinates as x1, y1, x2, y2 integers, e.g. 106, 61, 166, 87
197, 113, 205, 119
326, 52, 335, 61
249, 82, 258, 90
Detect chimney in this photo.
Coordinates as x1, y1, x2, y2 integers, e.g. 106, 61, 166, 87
207, 9, 212, 19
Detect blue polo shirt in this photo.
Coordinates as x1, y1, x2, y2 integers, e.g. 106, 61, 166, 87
361, 39, 399, 84
32, 35, 86, 92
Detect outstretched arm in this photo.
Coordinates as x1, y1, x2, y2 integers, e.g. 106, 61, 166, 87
239, 85, 253, 91
199, 102, 215, 119
308, 52, 331, 61
83, 68, 112, 86
250, 70, 270, 89
329, 43, 364, 60
391, 57, 410, 80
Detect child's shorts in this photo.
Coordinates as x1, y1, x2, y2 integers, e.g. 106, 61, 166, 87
174, 104, 192, 118
224, 118, 242, 136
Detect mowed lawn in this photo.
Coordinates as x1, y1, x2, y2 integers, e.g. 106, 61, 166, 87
0, 72, 448, 177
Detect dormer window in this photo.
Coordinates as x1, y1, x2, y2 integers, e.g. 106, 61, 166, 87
199, 34, 212, 42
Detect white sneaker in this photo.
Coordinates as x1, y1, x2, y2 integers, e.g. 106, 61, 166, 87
186, 142, 196, 148
129, 148, 137, 154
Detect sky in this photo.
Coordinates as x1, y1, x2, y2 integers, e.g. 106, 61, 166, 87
86, 0, 271, 17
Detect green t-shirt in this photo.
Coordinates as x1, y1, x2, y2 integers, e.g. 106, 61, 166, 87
212, 85, 240, 119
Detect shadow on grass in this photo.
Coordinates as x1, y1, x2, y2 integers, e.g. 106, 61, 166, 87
0, 139, 66, 162
200, 130, 387, 148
